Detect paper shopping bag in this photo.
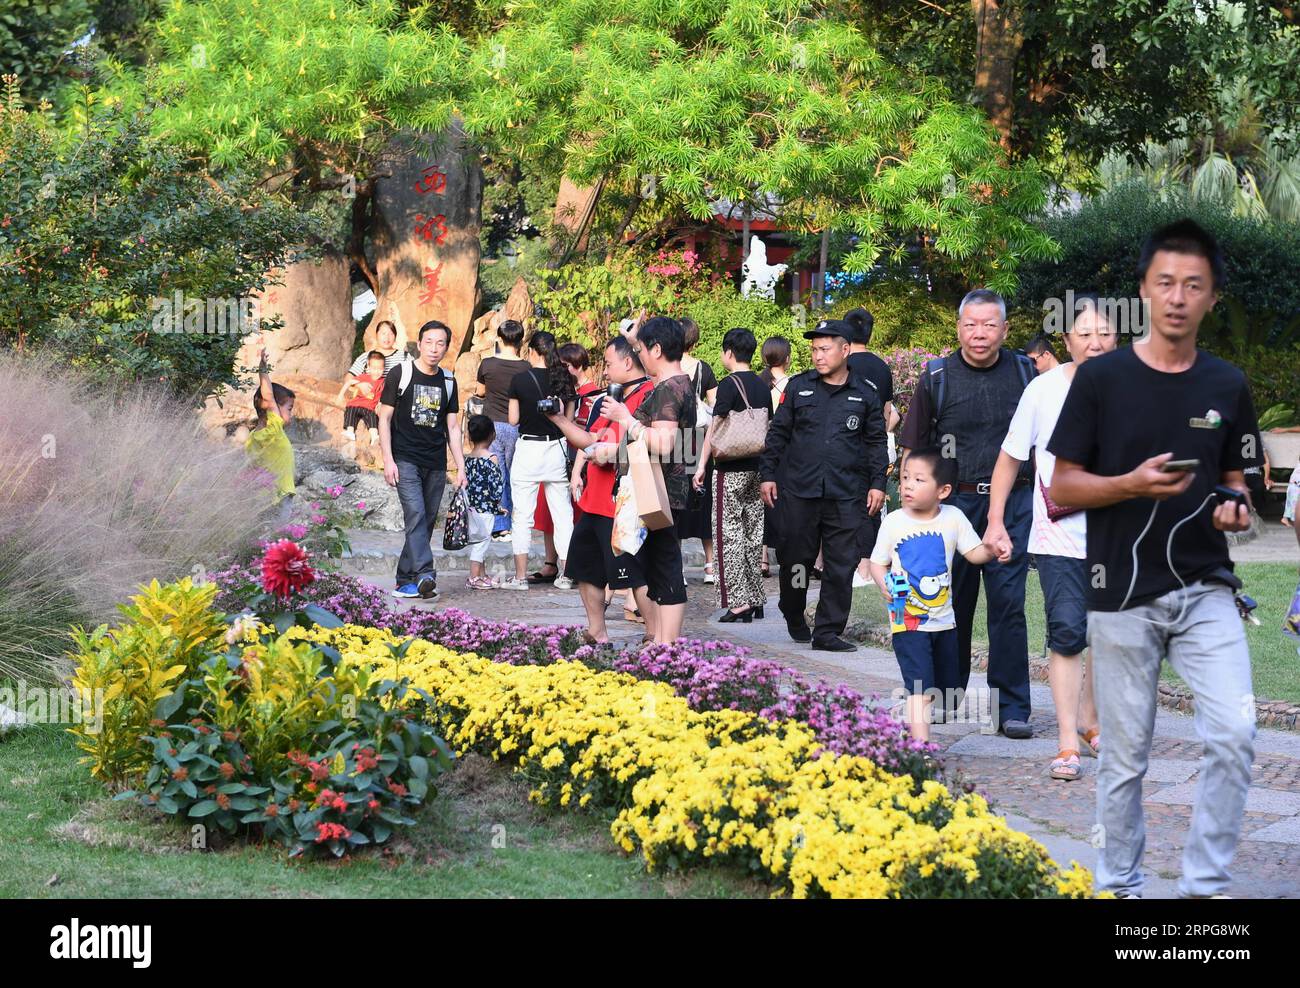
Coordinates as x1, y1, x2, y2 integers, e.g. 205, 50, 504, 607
611, 481, 647, 555
625, 437, 673, 531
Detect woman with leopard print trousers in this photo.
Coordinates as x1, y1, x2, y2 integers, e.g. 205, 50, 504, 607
693, 327, 773, 622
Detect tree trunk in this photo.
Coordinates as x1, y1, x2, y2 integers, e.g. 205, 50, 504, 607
815, 228, 829, 310
971, 0, 1023, 151
553, 174, 606, 266
741, 202, 751, 270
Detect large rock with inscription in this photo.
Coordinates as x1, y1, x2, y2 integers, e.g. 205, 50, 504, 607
370, 123, 483, 366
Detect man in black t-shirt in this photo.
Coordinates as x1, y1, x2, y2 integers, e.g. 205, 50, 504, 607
379, 320, 467, 601
1048, 220, 1259, 900
898, 289, 1037, 737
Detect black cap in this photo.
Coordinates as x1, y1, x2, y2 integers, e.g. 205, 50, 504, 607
802, 319, 853, 341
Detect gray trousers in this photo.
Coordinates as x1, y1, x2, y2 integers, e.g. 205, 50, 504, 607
394, 459, 446, 588
1089, 581, 1255, 897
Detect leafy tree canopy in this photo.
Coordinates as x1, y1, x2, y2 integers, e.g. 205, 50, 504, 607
457, 0, 1058, 291
852, 0, 1300, 189
0, 78, 324, 399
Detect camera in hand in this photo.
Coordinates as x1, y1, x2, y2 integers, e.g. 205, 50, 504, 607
536, 397, 562, 416
606, 382, 625, 402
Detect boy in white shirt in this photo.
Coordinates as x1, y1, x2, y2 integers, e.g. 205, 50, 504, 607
870, 446, 996, 740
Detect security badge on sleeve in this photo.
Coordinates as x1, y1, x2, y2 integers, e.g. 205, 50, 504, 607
1189, 408, 1222, 430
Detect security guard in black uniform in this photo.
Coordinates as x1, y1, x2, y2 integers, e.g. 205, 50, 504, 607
760, 319, 888, 650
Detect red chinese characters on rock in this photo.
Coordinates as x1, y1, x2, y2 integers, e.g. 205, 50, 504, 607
413, 162, 450, 314
419, 262, 446, 306
413, 213, 448, 245
413, 165, 447, 196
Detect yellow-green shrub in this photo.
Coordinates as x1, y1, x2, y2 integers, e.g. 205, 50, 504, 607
196, 630, 371, 776
68, 578, 227, 782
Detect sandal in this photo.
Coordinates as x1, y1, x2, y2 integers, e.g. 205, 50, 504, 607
1049, 749, 1082, 781
580, 630, 608, 647
1078, 727, 1101, 757
528, 560, 560, 584
465, 576, 495, 590
623, 608, 645, 625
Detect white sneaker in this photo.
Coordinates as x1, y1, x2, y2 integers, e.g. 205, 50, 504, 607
342, 427, 355, 442
368, 428, 380, 445
496, 577, 529, 591
703, 564, 716, 585
553, 575, 574, 590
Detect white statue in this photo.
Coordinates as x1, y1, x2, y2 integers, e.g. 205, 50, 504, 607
740, 236, 788, 300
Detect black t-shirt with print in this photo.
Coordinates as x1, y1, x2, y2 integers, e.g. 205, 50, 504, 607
1047, 346, 1261, 611
381, 363, 459, 468
710, 370, 772, 473
508, 367, 565, 440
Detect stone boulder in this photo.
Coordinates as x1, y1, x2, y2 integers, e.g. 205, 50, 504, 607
244, 251, 355, 380
295, 449, 406, 533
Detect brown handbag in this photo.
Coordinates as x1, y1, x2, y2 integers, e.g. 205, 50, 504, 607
710, 377, 769, 461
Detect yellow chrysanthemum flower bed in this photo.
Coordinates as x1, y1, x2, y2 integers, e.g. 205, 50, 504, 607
291, 623, 1096, 899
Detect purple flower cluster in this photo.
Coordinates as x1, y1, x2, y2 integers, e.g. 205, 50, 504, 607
210, 562, 941, 782
595, 638, 938, 778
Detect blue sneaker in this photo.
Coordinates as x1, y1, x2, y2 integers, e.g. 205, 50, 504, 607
417, 575, 438, 600
392, 583, 420, 599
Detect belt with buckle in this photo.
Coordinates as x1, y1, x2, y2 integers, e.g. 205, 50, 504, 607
519, 434, 560, 442
957, 478, 1031, 495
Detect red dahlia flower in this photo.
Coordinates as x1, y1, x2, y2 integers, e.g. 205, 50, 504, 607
260, 539, 315, 598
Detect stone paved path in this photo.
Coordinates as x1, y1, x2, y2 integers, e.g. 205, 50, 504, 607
341, 531, 1300, 899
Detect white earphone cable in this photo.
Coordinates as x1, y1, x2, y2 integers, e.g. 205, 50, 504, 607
1117, 493, 1218, 625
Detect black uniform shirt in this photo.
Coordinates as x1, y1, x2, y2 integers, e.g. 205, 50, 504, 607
760, 369, 889, 499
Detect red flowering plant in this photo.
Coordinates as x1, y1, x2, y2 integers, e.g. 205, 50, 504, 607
262, 538, 314, 597
225, 538, 345, 636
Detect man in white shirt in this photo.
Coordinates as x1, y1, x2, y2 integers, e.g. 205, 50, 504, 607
984, 296, 1118, 781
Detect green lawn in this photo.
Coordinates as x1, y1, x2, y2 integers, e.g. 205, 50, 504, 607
0, 725, 767, 900
853, 562, 1300, 703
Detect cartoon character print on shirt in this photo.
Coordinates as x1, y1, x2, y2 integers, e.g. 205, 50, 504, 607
895, 531, 950, 630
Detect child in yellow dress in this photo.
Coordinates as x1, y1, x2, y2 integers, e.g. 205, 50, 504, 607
245, 345, 297, 521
